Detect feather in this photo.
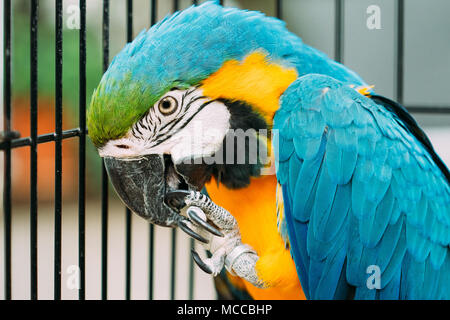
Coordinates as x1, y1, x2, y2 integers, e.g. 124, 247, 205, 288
275, 74, 450, 300
325, 129, 358, 184
379, 264, 401, 299
359, 187, 395, 248
346, 213, 365, 287
275, 137, 294, 162
293, 134, 324, 160
422, 256, 441, 299
351, 157, 376, 218
315, 184, 351, 243
311, 159, 338, 238
406, 222, 431, 263
430, 241, 447, 269
276, 159, 289, 185
354, 285, 377, 300
288, 153, 303, 197
378, 220, 407, 288
404, 256, 426, 299
292, 142, 326, 222
313, 230, 348, 299
281, 184, 310, 297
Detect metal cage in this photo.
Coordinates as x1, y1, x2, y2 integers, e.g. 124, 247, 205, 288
1, 0, 449, 300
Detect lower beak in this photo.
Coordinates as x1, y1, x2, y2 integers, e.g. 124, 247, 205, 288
104, 154, 179, 227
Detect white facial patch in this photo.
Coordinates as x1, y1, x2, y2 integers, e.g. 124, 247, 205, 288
168, 100, 230, 163
98, 88, 231, 162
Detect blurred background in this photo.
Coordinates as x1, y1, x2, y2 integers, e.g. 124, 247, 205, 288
0, 0, 449, 300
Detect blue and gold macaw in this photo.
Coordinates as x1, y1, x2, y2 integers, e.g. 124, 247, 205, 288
87, 2, 450, 299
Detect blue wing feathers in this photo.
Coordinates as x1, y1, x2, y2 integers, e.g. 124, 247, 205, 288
274, 74, 450, 299
406, 256, 426, 299
288, 154, 303, 197
379, 265, 401, 299
311, 162, 338, 236
409, 193, 427, 227
345, 213, 365, 286
282, 183, 311, 298
389, 199, 402, 225
307, 258, 324, 299
307, 212, 342, 261
293, 135, 323, 160
274, 134, 294, 162
333, 260, 352, 299
376, 215, 405, 274
378, 220, 407, 288
366, 162, 391, 204
430, 242, 447, 270
275, 158, 289, 185
354, 284, 377, 300
422, 257, 440, 299
325, 129, 358, 184
359, 187, 395, 248
314, 230, 348, 299
315, 184, 351, 243
292, 142, 326, 222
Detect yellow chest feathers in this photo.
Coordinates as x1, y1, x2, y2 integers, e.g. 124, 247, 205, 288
205, 176, 305, 300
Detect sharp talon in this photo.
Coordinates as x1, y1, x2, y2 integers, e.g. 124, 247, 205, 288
164, 190, 191, 211
187, 207, 224, 237
178, 219, 209, 244
191, 249, 212, 274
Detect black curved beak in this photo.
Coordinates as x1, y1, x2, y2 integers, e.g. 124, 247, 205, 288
104, 153, 214, 229
104, 154, 180, 227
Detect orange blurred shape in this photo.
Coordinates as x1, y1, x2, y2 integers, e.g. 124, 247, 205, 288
11, 97, 78, 203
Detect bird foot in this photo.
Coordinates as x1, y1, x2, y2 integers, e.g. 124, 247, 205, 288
164, 190, 267, 288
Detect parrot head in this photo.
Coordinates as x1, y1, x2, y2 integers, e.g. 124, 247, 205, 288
87, 2, 298, 227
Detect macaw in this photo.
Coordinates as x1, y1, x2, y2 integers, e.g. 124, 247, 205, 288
87, 2, 450, 300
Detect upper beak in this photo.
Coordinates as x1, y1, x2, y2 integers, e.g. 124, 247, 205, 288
104, 154, 179, 227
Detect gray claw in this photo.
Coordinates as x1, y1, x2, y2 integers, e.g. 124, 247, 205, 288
191, 249, 212, 274
187, 207, 224, 238
164, 190, 190, 211
178, 219, 209, 244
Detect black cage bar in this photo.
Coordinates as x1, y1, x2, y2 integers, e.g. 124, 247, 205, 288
3, 0, 12, 302
54, 0, 63, 300
101, 0, 109, 300
29, 0, 39, 301
2, 0, 450, 300
79, 0, 87, 300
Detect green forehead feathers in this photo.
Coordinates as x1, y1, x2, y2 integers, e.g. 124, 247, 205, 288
88, 70, 192, 147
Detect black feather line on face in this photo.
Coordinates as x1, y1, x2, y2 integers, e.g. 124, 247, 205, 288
150, 100, 215, 148
177, 99, 269, 190
218, 98, 268, 132
131, 89, 207, 144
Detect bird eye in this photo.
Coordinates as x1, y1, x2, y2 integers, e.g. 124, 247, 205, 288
158, 96, 178, 115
